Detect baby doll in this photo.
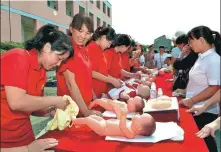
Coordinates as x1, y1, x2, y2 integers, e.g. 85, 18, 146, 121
108, 83, 150, 100
89, 96, 145, 115
72, 107, 156, 139
125, 78, 151, 88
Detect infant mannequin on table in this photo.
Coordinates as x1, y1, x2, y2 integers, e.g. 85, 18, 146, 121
108, 78, 151, 101
89, 97, 145, 114
72, 99, 156, 138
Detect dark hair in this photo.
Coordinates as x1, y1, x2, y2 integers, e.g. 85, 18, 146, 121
159, 46, 165, 49
148, 44, 153, 48
176, 34, 188, 45
154, 50, 158, 53
130, 39, 136, 47
187, 26, 221, 56
69, 13, 94, 36
87, 26, 116, 46
112, 34, 131, 47
165, 57, 172, 61
25, 25, 73, 58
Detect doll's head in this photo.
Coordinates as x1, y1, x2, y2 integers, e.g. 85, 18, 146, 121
131, 113, 156, 136
127, 96, 145, 112
137, 84, 150, 98
140, 78, 151, 88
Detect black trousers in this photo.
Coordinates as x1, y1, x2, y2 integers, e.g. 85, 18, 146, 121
193, 113, 218, 152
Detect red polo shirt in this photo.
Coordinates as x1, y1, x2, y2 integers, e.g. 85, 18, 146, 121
104, 48, 123, 80
1, 48, 46, 148
120, 52, 131, 72
87, 41, 108, 98
56, 41, 93, 107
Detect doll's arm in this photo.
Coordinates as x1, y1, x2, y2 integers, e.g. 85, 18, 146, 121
118, 108, 135, 138
89, 99, 113, 111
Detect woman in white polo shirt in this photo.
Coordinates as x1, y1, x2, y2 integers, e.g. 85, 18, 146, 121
179, 26, 220, 152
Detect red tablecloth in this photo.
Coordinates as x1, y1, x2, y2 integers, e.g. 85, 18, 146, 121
42, 73, 208, 152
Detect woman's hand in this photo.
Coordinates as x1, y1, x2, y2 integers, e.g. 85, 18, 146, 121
196, 121, 219, 138
186, 105, 207, 116
110, 78, 122, 88
179, 98, 193, 108
27, 138, 58, 152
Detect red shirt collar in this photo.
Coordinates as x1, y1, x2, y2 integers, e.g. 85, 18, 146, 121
70, 36, 84, 49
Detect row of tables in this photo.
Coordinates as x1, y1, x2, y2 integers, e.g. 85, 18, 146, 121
42, 73, 208, 152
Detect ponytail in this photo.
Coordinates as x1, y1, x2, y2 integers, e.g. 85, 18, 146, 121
86, 26, 116, 46
25, 24, 73, 58
212, 31, 221, 56
25, 25, 56, 50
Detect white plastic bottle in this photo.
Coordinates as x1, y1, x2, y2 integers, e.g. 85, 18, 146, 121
150, 82, 157, 99
157, 88, 163, 97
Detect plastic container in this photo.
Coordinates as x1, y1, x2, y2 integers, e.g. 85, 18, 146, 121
150, 82, 157, 99
157, 88, 163, 97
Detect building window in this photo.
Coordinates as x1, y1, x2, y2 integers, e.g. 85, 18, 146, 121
96, 1, 100, 9
103, 2, 106, 14
103, 21, 106, 27
97, 17, 100, 28
90, 0, 93, 4
47, 0, 58, 10
21, 16, 35, 42
66, 0, 73, 17
107, 7, 110, 17
89, 12, 94, 23
79, 6, 85, 15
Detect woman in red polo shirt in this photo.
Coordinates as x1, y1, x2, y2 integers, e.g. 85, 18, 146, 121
1, 25, 73, 151
86, 26, 122, 98
104, 34, 140, 81
56, 14, 102, 117
120, 39, 136, 72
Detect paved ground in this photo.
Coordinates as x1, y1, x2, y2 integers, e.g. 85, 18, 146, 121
31, 86, 220, 151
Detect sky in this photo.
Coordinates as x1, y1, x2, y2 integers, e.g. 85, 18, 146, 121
108, 0, 220, 45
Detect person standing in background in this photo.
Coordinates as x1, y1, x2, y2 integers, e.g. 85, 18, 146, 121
154, 46, 169, 69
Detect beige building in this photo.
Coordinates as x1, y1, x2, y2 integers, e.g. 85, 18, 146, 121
1, 0, 112, 42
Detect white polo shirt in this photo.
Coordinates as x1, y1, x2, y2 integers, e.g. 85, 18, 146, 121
186, 48, 220, 114
139, 55, 145, 65
154, 53, 169, 68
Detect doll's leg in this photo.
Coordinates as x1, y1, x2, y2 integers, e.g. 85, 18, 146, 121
86, 115, 107, 136
73, 115, 107, 136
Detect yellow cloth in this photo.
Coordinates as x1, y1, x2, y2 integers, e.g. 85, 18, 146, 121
46, 95, 79, 131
